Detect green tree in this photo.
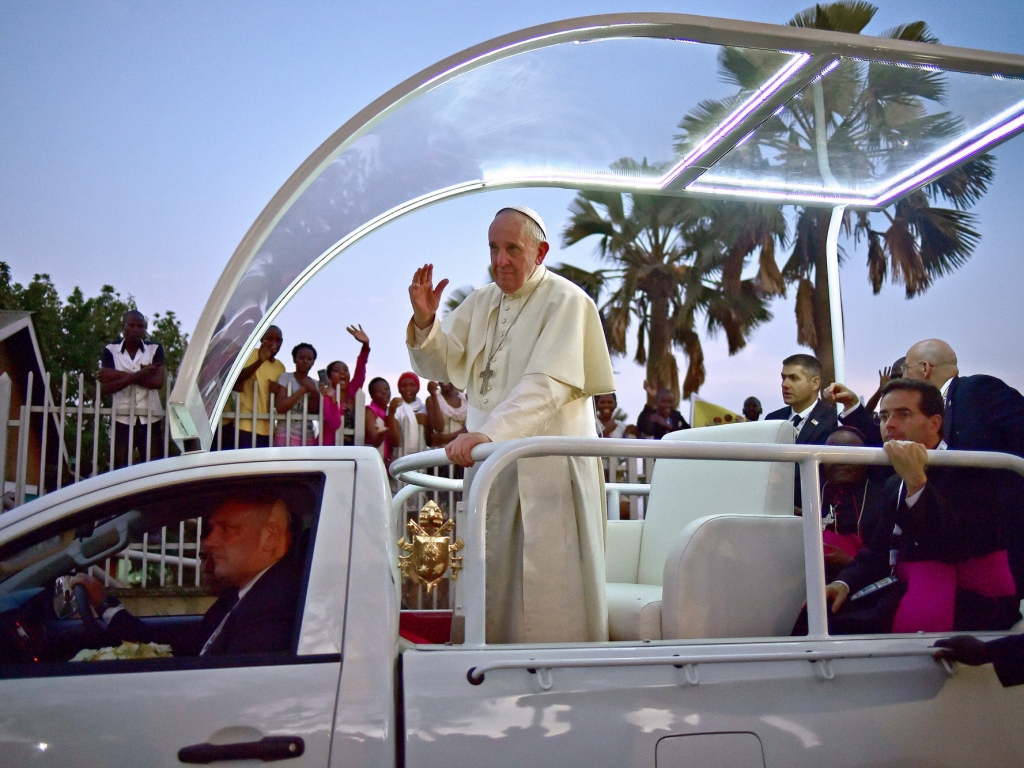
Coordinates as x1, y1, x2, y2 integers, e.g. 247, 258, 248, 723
0, 263, 190, 482
0, 264, 189, 385
149, 311, 190, 378
678, 1, 994, 382
559, 175, 780, 400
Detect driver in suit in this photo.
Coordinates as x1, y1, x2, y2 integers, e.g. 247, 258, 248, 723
72, 491, 302, 656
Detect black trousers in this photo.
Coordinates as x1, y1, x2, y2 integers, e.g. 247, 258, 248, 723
216, 426, 270, 450
113, 419, 165, 469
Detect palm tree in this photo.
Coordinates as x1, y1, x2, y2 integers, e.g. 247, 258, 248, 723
679, 0, 994, 383
559, 162, 782, 400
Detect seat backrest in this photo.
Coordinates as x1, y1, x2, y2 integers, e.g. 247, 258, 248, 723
661, 514, 806, 639
636, 420, 795, 586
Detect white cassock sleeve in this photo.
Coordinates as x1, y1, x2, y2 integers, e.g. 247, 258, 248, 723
477, 374, 575, 443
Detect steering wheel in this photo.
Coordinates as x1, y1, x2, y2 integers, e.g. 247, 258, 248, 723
73, 584, 102, 638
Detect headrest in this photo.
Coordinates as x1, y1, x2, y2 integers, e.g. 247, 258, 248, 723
662, 420, 796, 445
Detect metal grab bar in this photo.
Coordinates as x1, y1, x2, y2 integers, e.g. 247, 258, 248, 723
466, 645, 950, 685
390, 439, 1024, 475
394, 469, 463, 493
391, 438, 1024, 648
389, 477, 650, 517
606, 482, 650, 496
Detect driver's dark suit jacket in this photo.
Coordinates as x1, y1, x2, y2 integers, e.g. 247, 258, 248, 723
107, 548, 302, 656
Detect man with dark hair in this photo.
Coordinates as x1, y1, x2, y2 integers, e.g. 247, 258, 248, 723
98, 310, 166, 469
819, 426, 889, 580
766, 354, 837, 443
637, 387, 690, 439
73, 491, 302, 656
766, 353, 838, 507
819, 379, 1018, 634
742, 396, 762, 422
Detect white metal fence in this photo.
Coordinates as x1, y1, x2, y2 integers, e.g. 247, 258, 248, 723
0, 370, 366, 592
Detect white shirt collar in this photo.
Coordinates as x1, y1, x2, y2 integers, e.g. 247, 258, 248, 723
237, 563, 274, 600
936, 439, 948, 450
791, 398, 818, 421
939, 378, 952, 399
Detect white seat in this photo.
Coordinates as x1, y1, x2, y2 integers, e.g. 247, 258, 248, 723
605, 420, 796, 640
606, 583, 663, 641
661, 514, 806, 639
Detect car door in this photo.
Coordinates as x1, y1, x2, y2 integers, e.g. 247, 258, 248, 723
0, 456, 354, 768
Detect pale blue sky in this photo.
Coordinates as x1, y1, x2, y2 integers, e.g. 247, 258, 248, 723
2, 0, 1023, 423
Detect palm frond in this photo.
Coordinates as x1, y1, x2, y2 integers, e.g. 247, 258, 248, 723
443, 285, 475, 316
789, 0, 877, 33
795, 278, 818, 348
882, 20, 939, 44
926, 152, 995, 209
548, 262, 606, 303
717, 47, 794, 91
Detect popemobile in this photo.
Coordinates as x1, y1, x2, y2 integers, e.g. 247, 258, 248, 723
3, 12, 1024, 767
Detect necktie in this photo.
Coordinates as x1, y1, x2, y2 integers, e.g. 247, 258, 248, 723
200, 588, 240, 656
791, 414, 803, 429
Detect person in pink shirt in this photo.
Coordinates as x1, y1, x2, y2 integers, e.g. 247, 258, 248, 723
319, 325, 370, 446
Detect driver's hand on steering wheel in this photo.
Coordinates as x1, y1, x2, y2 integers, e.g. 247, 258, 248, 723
69, 574, 105, 610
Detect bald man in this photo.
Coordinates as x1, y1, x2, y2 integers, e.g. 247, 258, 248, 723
902, 339, 1024, 595
74, 491, 301, 656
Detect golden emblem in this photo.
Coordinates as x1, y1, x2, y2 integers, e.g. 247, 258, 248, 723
397, 501, 464, 594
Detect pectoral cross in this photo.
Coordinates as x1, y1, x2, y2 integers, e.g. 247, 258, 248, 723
479, 365, 495, 395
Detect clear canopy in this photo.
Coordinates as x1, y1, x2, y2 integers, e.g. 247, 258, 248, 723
169, 14, 1024, 446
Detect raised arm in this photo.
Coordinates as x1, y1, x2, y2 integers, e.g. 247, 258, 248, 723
426, 382, 445, 432
233, 345, 273, 392
345, 325, 370, 397
863, 366, 892, 414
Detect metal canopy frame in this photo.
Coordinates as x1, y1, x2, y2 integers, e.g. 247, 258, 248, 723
169, 12, 1024, 448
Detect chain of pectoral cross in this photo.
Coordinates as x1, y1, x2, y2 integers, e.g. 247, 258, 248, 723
478, 282, 541, 395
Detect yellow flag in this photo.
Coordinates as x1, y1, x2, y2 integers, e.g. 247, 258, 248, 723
691, 398, 744, 428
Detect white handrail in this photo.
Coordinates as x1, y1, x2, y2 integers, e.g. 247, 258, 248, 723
466, 645, 948, 685
391, 438, 1024, 648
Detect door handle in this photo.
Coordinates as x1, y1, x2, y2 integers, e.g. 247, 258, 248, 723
178, 735, 304, 763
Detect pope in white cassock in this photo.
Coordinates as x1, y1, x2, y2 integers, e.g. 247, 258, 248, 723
407, 206, 616, 644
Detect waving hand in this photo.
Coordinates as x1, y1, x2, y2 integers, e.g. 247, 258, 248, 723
409, 264, 449, 329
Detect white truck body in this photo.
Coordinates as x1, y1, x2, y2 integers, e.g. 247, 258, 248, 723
1, 444, 1022, 767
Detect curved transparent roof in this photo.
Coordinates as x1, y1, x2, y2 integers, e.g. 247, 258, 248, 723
168, 13, 1024, 446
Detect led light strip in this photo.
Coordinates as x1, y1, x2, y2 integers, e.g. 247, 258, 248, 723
659, 53, 813, 186
482, 166, 664, 190
684, 182, 868, 206
871, 109, 1024, 206
695, 67, 1024, 203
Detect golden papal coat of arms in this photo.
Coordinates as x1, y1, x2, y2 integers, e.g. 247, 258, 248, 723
397, 501, 464, 594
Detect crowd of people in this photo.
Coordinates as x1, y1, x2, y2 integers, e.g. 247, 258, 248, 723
205, 323, 469, 466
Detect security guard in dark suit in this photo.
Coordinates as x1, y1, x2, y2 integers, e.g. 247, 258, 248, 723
765, 353, 838, 509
